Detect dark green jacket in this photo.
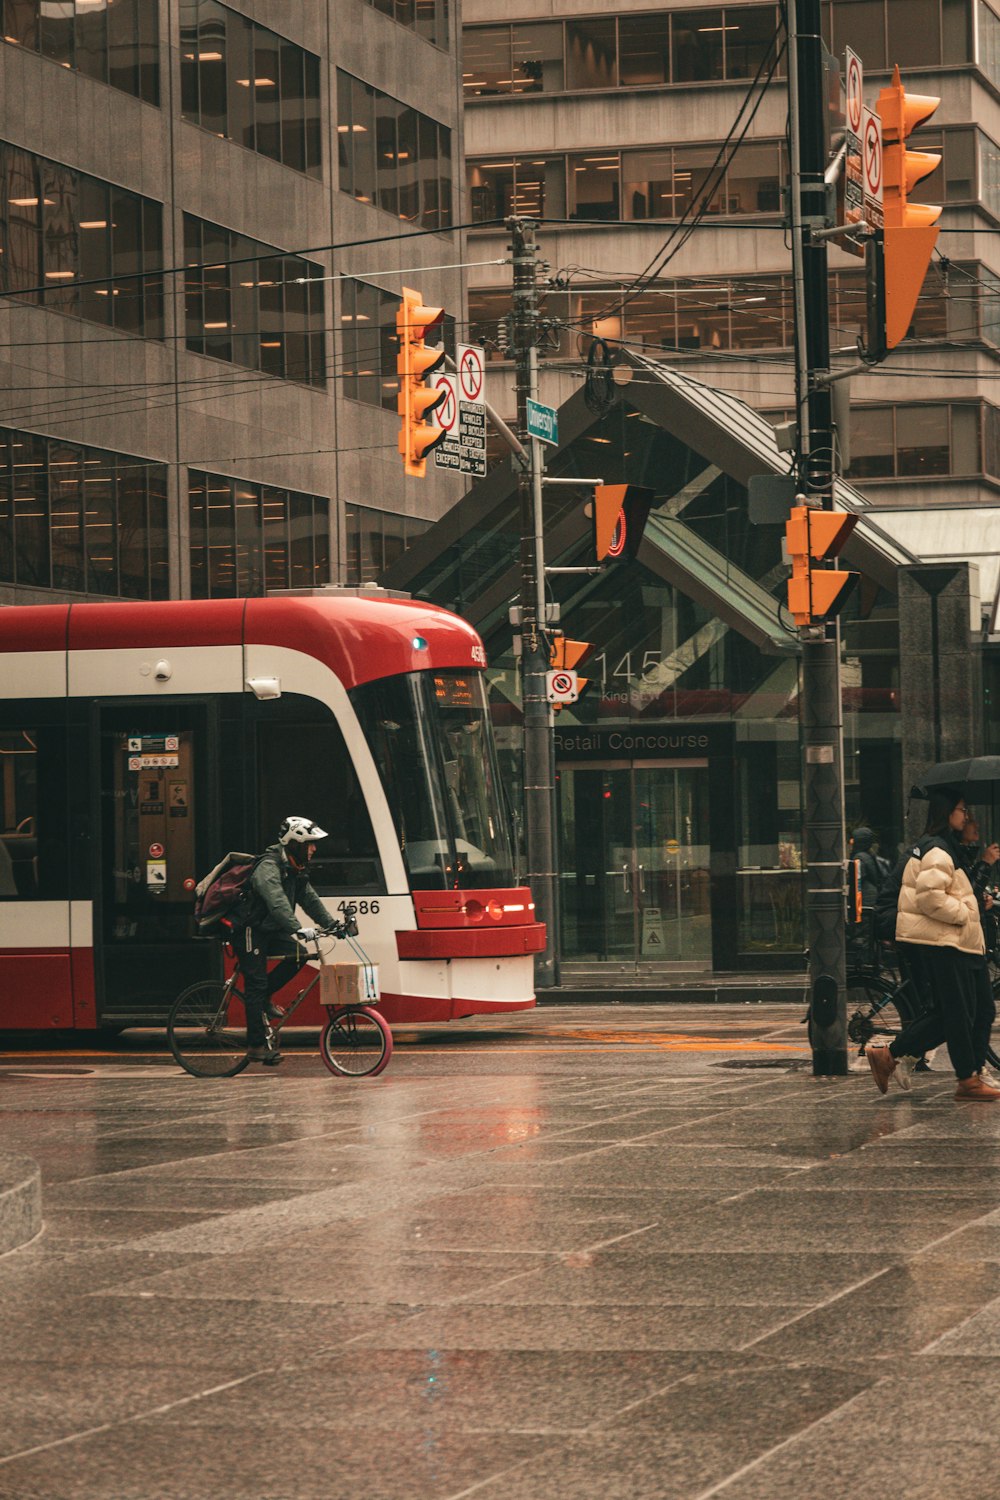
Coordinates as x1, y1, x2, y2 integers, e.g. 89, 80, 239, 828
243, 844, 334, 937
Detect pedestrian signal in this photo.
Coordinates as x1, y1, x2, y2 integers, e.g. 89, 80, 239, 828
785, 505, 858, 627
593, 484, 654, 564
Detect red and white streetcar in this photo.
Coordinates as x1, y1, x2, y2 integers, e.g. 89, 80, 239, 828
0, 591, 543, 1031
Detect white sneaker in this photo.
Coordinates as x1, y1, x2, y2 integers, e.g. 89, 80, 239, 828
980, 1064, 1000, 1090
892, 1055, 918, 1092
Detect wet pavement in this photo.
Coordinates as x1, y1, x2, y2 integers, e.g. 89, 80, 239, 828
3, 1003, 1000, 1498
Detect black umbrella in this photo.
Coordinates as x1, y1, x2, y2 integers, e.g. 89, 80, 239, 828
911, 756, 1000, 800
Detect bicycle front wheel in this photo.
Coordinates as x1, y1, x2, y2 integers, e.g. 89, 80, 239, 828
320, 1006, 392, 1078
167, 980, 250, 1078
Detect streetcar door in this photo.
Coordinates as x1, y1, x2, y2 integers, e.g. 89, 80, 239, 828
94, 705, 217, 1023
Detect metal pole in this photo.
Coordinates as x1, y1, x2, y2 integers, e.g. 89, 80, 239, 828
788, 0, 848, 1076
507, 216, 558, 987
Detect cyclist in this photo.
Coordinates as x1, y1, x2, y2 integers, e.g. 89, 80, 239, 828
233, 816, 336, 1065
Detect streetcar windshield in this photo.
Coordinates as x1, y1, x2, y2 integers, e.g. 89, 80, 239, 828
351, 670, 515, 890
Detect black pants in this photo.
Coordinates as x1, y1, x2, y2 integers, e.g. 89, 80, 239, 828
890, 945, 995, 1081
234, 926, 304, 1047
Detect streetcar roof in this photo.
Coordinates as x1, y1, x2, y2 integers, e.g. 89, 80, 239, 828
0, 593, 486, 691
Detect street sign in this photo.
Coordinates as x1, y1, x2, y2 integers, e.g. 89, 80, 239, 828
862, 105, 883, 227
545, 669, 579, 704
844, 46, 864, 234
527, 398, 559, 446
434, 354, 487, 477
456, 343, 485, 403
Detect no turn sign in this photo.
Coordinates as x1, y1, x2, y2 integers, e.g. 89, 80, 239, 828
457, 343, 485, 403
433, 372, 457, 432
862, 106, 883, 226
846, 47, 863, 140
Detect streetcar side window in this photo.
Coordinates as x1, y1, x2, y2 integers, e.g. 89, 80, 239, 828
0, 726, 68, 900
257, 718, 384, 894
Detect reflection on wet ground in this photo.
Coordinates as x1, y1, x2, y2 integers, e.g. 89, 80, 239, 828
2, 1003, 1000, 1498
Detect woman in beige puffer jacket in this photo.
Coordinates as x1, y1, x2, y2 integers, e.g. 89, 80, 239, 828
868, 789, 999, 1102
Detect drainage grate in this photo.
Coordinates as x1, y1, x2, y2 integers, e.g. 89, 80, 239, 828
715, 1057, 811, 1071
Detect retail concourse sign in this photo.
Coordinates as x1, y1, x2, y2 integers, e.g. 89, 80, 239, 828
554, 724, 733, 759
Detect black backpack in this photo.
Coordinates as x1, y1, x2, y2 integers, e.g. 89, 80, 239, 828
193, 851, 261, 931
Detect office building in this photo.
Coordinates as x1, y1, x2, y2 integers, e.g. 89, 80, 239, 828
0, 0, 465, 606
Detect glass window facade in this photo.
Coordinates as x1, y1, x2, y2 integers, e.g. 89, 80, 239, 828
1, 0, 159, 102
847, 403, 982, 479
188, 471, 330, 598
0, 141, 164, 336
345, 502, 431, 583
183, 214, 326, 385
337, 69, 452, 228
463, 7, 782, 97
365, 0, 449, 48
340, 278, 453, 412
0, 425, 168, 597
826, 0, 973, 68
179, 1, 321, 176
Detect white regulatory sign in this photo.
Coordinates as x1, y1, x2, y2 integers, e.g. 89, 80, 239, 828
846, 47, 863, 139
546, 669, 579, 704
863, 107, 883, 203
456, 343, 485, 403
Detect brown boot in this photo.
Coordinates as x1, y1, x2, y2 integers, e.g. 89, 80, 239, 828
867, 1044, 896, 1095
955, 1075, 1000, 1101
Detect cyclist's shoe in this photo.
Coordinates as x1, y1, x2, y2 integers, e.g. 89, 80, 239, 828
247, 1043, 282, 1065
955, 1074, 1000, 1102
867, 1043, 896, 1095
264, 1001, 286, 1021
892, 1055, 918, 1092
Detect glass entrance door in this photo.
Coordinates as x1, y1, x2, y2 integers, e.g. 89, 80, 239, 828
558, 759, 712, 970
96, 705, 216, 1021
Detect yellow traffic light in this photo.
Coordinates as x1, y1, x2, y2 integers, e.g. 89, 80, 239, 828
877, 66, 941, 350
593, 484, 655, 564
785, 505, 858, 627
396, 286, 447, 478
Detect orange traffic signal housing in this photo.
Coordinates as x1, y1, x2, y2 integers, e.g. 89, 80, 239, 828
593, 484, 654, 563
397, 286, 447, 477
876, 66, 941, 351
549, 637, 594, 672
785, 505, 858, 627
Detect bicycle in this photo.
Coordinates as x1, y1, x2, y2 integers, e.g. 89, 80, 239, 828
846, 942, 1000, 1073
166, 915, 392, 1080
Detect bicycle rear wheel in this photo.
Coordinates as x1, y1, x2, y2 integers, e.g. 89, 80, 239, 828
320, 1006, 392, 1078
168, 980, 250, 1078
847, 975, 909, 1048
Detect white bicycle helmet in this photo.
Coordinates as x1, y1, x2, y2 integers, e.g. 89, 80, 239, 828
278, 816, 328, 845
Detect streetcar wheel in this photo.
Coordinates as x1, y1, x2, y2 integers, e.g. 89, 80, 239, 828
167, 980, 250, 1078
320, 1006, 392, 1078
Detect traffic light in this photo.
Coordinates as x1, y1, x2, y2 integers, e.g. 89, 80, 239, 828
593, 484, 655, 564
785, 505, 858, 627
876, 66, 941, 351
396, 286, 447, 478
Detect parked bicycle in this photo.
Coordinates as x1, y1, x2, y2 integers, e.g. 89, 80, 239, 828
167, 917, 392, 1079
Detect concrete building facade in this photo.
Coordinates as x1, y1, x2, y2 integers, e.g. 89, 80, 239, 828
462, 0, 1000, 613
0, 0, 467, 606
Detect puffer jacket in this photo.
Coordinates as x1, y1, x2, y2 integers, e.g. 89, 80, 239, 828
895, 837, 984, 955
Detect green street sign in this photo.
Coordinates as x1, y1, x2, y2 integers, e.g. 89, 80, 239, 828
527, 398, 558, 446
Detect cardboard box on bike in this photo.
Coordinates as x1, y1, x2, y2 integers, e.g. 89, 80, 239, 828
320, 963, 380, 1007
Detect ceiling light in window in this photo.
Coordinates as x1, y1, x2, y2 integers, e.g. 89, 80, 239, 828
45, 270, 76, 279
198, 51, 223, 60
697, 24, 738, 31
204, 321, 230, 329
337, 123, 368, 132
9, 197, 39, 206
260, 340, 281, 347
236, 77, 276, 86
79, 220, 108, 229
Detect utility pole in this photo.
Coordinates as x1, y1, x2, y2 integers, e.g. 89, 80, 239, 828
787, 0, 848, 1075
507, 216, 558, 988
